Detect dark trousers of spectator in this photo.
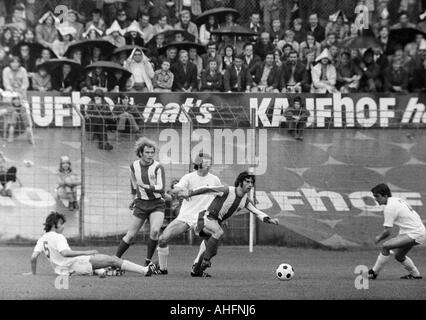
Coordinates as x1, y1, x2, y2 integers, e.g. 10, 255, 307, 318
287, 120, 307, 139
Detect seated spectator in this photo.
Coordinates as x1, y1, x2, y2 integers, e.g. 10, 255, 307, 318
329, 44, 340, 65
7, 4, 27, 32
250, 52, 279, 93
200, 59, 223, 92
124, 48, 155, 92
113, 94, 140, 134
242, 43, 261, 70
273, 48, 283, 68
281, 43, 293, 64
31, 64, 52, 92
336, 51, 361, 93
377, 26, 391, 55
85, 90, 114, 150
277, 50, 309, 93
153, 14, 174, 35
103, 21, 126, 47
148, 32, 167, 61
82, 25, 104, 40
0, 47, 10, 87
63, 10, 84, 40
383, 57, 409, 93
108, 70, 131, 92
299, 32, 321, 61
221, 44, 235, 73
0, 151, 21, 197
220, 11, 239, 29
1, 27, 15, 54
153, 59, 174, 92
85, 46, 104, 66
320, 32, 338, 51
23, 29, 35, 43
277, 30, 300, 54
85, 8, 106, 34
139, 12, 155, 43
306, 13, 325, 43
373, 7, 390, 36
116, 9, 131, 30
50, 26, 76, 58
199, 15, 219, 46
70, 48, 83, 64
223, 54, 252, 92
56, 156, 81, 210
391, 47, 412, 70
174, 31, 185, 43
311, 48, 337, 93
2, 56, 29, 94
35, 48, 53, 67
201, 42, 223, 73
83, 67, 108, 93
410, 56, 426, 92
170, 49, 198, 92
174, 10, 199, 43
270, 18, 285, 47
391, 11, 416, 30
189, 47, 203, 82
358, 48, 383, 92
160, 45, 178, 66
17, 44, 36, 73
344, 22, 361, 43
325, 10, 349, 41
243, 12, 265, 44
125, 21, 145, 46
254, 32, 276, 61
3, 94, 34, 144
52, 63, 80, 93
292, 18, 306, 44
284, 96, 310, 141
405, 33, 425, 60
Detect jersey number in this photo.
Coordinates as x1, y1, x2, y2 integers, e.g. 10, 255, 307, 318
43, 241, 50, 258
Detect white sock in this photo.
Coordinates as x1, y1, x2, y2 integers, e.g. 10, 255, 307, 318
158, 246, 169, 270
193, 240, 206, 264
121, 260, 148, 275
372, 253, 392, 274
401, 256, 421, 277
93, 268, 106, 276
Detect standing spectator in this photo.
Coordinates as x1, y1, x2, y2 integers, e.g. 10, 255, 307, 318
31, 64, 52, 92
0, 151, 20, 197
170, 49, 198, 92
383, 57, 409, 93
3, 94, 34, 144
124, 48, 155, 92
358, 48, 383, 92
35, 11, 59, 48
125, 21, 145, 46
336, 51, 361, 93
270, 19, 285, 47
284, 96, 310, 141
243, 12, 265, 44
56, 155, 81, 210
2, 56, 29, 94
153, 59, 174, 92
306, 13, 325, 43
254, 32, 275, 61
103, 20, 126, 47
113, 94, 140, 134
278, 50, 309, 93
85, 8, 106, 34
221, 44, 235, 73
188, 47, 203, 82
223, 54, 252, 92
200, 59, 223, 92
199, 15, 219, 46
201, 42, 222, 73
260, 0, 282, 33
85, 89, 114, 150
299, 32, 322, 61
52, 63, 80, 93
311, 48, 337, 93
153, 14, 174, 35
325, 10, 350, 41
242, 43, 261, 70
250, 52, 279, 93
138, 12, 155, 44
174, 10, 199, 43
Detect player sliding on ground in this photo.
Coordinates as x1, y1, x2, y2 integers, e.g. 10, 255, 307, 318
156, 152, 222, 277
27, 212, 157, 277
181, 171, 279, 277
368, 183, 425, 280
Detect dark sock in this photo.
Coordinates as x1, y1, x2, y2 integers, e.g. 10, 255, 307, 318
147, 238, 158, 261
115, 239, 130, 258
204, 237, 219, 260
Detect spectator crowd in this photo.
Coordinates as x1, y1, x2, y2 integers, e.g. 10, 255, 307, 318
0, 0, 425, 95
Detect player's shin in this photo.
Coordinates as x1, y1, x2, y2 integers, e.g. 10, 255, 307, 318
372, 252, 392, 274
115, 239, 130, 258
157, 246, 169, 270
193, 240, 206, 264
146, 238, 158, 261
400, 256, 421, 276
121, 260, 148, 275
204, 237, 220, 261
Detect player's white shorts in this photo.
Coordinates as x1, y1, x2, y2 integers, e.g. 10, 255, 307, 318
175, 211, 198, 229
55, 256, 93, 276
406, 231, 426, 245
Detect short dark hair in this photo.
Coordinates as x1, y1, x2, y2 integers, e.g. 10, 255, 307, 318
92, 8, 102, 16
371, 183, 392, 198
44, 212, 66, 232
234, 171, 256, 187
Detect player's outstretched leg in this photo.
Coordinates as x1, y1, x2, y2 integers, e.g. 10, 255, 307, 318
89, 254, 157, 276
394, 245, 422, 279
116, 216, 145, 258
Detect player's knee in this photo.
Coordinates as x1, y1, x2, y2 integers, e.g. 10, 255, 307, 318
109, 256, 122, 268
158, 235, 168, 247
150, 230, 160, 240
213, 228, 224, 239
381, 244, 392, 252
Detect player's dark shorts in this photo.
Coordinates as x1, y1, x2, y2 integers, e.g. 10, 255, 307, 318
0, 167, 17, 187
132, 198, 165, 219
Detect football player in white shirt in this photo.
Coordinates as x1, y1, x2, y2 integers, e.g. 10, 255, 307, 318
368, 183, 425, 280
156, 153, 222, 276
27, 212, 157, 277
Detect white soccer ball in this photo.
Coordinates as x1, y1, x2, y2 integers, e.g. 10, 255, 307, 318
276, 263, 294, 281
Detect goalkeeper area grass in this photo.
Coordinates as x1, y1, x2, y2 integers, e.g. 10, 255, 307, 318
1, 245, 425, 299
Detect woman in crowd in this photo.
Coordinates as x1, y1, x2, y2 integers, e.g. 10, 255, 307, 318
56, 155, 81, 211
35, 11, 59, 48
221, 44, 235, 74
199, 15, 219, 46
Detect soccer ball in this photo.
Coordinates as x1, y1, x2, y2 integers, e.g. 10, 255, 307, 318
276, 263, 294, 281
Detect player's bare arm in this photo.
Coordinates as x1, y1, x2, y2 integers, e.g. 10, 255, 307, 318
375, 226, 392, 244
27, 251, 41, 275
246, 200, 279, 225
186, 185, 227, 198
60, 249, 98, 257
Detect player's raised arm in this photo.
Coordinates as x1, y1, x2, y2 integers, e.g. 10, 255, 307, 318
246, 200, 279, 225
187, 185, 227, 198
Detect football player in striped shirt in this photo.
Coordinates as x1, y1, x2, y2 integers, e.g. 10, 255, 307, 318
115, 137, 166, 267
182, 170, 279, 276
